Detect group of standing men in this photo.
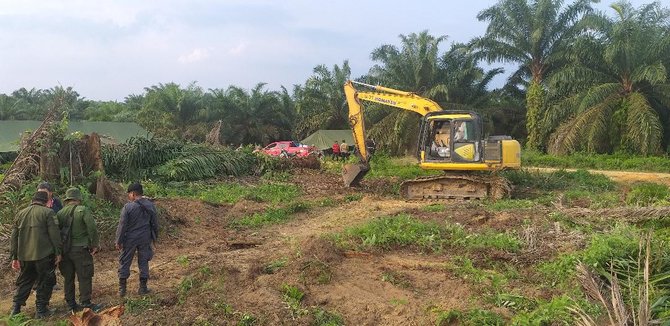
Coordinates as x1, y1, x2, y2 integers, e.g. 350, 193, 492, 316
331, 138, 377, 161
331, 139, 349, 161
9, 182, 158, 319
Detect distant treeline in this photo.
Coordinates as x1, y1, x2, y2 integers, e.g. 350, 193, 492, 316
1, 0, 669, 155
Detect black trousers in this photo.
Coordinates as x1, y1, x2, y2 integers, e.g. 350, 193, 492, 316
118, 242, 153, 279
13, 255, 56, 309
59, 246, 94, 306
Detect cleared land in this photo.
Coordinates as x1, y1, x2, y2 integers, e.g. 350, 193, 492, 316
1, 167, 669, 325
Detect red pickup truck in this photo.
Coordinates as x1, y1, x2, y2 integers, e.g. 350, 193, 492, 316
259, 141, 317, 158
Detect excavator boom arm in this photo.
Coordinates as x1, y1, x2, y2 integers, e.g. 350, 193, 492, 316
344, 80, 442, 164
342, 80, 443, 187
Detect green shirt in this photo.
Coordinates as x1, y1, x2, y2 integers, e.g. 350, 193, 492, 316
10, 203, 62, 261
57, 204, 99, 248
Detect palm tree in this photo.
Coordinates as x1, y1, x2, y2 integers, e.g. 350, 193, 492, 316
11, 87, 47, 119
546, 1, 670, 155
212, 84, 293, 145
294, 61, 352, 139
138, 82, 205, 138
365, 31, 449, 154
473, 0, 597, 150
44, 86, 88, 120
438, 43, 504, 109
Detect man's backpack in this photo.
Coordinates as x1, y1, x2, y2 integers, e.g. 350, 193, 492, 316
60, 206, 77, 255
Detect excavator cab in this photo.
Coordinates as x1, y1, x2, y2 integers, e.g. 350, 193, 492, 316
418, 112, 482, 164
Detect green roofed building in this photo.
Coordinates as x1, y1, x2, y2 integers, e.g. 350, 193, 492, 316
301, 130, 354, 151
0, 120, 149, 152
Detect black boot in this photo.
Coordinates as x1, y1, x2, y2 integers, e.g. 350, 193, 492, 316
10, 302, 21, 316
138, 278, 151, 295
68, 301, 82, 313
81, 301, 103, 312
35, 305, 54, 319
119, 278, 127, 298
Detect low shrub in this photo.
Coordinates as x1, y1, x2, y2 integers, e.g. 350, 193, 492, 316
522, 151, 670, 172
231, 202, 309, 228
502, 169, 616, 192
333, 214, 522, 253
626, 182, 670, 206
335, 214, 447, 251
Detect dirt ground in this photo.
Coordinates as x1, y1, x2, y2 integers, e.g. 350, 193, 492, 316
1, 168, 669, 325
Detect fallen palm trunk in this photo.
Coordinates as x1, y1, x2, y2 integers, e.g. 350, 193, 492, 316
558, 206, 670, 223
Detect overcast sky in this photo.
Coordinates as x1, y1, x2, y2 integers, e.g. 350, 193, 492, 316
0, 0, 655, 101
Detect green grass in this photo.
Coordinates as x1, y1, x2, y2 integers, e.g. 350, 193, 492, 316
334, 214, 447, 251
332, 214, 522, 253
523, 150, 670, 173
311, 307, 344, 326
0, 313, 71, 326
316, 197, 338, 207
538, 224, 643, 286
367, 154, 440, 180
421, 203, 446, 212
344, 193, 363, 202
238, 313, 257, 326
563, 189, 621, 208
263, 257, 288, 274
0, 313, 36, 326
125, 296, 157, 314
198, 183, 300, 205
435, 308, 506, 326
231, 202, 310, 228
176, 255, 189, 267
502, 168, 616, 192
446, 256, 509, 287
509, 295, 578, 326
261, 170, 292, 182
144, 181, 301, 204
281, 283, 307, 318
177, 275, 196, 304
446, 223, 522, 252
626, 182, 670, 206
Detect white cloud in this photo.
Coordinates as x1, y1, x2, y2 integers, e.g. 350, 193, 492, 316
178, 48, 210, 64
228, 42, 248, 56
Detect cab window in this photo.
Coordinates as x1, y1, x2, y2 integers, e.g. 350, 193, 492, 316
454, 121, 475, 141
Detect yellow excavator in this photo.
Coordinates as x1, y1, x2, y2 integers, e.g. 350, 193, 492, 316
342, 80, 521, 200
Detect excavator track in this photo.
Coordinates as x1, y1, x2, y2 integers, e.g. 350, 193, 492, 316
399, 173, 511, 200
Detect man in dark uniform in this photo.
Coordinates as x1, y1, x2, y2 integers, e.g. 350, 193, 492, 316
57, 187, 101, 312
38, 181, 63, 213
9, 191, 62, 318
115, 182, 158, 297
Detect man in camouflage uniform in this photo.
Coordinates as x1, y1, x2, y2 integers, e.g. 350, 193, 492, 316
115, 182, 158, 297
57, 187, 101, 312
9, 191, 62, 318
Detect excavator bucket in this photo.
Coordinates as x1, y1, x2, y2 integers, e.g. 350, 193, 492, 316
342, 163, 370, 187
